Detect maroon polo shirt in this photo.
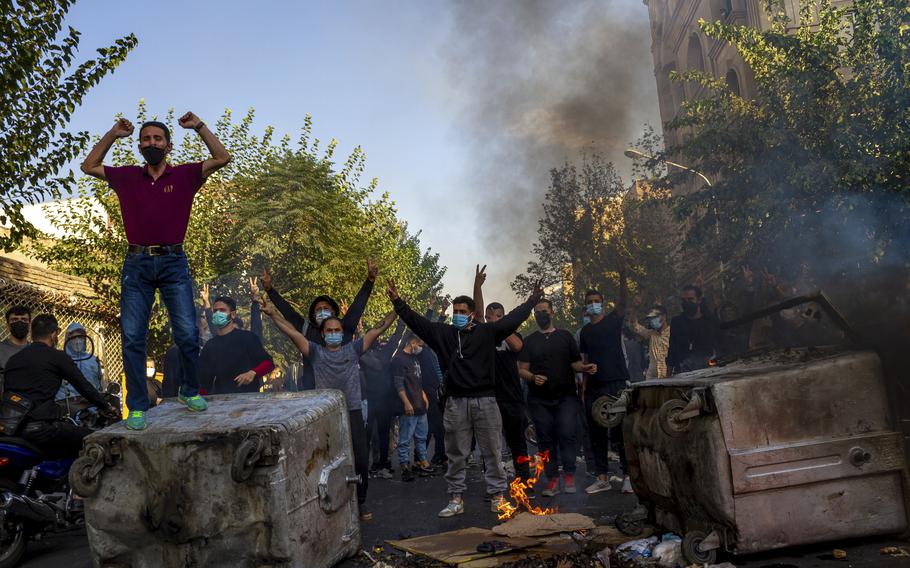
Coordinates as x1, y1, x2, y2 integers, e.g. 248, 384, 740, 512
104, 162, 205, 246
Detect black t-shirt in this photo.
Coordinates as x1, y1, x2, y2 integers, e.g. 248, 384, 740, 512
519, 329, 580, 400
198, 329, 271, 394
391, 352, 426, 415
5, 343, 108, 420
494, 333, 523, 404
579, 311, 629, 389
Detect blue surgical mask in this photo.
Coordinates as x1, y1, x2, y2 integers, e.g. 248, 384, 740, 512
324, 331, 343, 346
315, 309, 333, 324
211, 311, 231, 329
582, 316, 591, 326
586, 302, 603, 316
649, 317, 663, 330
452, 314, 471, 329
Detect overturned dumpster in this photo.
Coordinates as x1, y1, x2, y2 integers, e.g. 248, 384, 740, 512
599, 293, 910, 564
72, 391, 361, 568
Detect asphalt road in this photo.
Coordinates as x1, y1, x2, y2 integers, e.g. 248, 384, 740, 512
16, 456, 910, 567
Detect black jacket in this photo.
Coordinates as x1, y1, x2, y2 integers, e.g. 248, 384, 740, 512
393, 297, 534, 398
4, 343, 109, 421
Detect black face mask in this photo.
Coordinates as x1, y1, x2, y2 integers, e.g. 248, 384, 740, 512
140, 146, 167, 166
681, 300, 699, 318
535, 311, 552, 329
8, 321, 28, 340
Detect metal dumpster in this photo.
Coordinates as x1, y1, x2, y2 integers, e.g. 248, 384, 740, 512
612, 345, 910, 564
72, 391, 361, 568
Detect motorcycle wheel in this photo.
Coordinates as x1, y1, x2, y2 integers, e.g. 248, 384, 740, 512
0, 519, 26, 568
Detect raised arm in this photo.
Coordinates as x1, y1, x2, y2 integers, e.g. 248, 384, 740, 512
261, 268, 309, 332
342, 259, 378, 333
615, 266, 629, 318
473, 264, 487, 323
490, 279, 544, 341
81, 118, 134, 180
362, 310, 398, 352
387, 279, 445, 353
261, 298, 310, 357
177, 112, 231, 179
627, 293, 655, 339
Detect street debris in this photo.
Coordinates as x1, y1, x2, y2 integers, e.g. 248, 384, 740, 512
493, 512, 596, 538
387, 527, 540, 564
880, 546, 910, 557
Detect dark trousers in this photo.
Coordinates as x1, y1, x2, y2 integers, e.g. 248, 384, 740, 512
349, 410, 368, 504
120, 252, 199, 411
366, 394, 393, 467
585, 386, 627, 475
497, 401, 531, 480
527, 395, 579, 478
22, 421, 92, 460
426, 394, 446, 462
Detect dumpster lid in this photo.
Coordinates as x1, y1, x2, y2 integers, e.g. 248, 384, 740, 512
634, 346, 870, 388
98, 391, 345, 438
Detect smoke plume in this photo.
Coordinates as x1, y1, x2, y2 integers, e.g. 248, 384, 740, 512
440, 0, 660, 301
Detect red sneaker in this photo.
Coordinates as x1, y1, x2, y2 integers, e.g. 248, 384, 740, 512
541, 478, 560, 497
563, 473, 576, 494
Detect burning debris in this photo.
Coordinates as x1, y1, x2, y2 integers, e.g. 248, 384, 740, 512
496, 451, 557, 521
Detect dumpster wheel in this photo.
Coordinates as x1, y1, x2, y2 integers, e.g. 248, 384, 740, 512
232, 436, 265, 483
658, 399, 693, 437
592, 395, 625, 428
614, 505, 647, 536
70, 455, 101, 498
682, 530, 718, 565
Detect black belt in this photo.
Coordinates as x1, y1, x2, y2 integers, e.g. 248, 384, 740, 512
128, 243, 184, 256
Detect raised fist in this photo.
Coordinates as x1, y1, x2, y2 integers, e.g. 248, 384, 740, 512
178, 112, 201, 130
110, 118, 134, 139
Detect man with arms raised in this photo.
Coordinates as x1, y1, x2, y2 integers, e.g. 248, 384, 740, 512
81, 113, 231, 430
387, 277, 543, 518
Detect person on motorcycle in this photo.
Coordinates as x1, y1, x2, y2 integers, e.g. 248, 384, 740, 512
56, 322, 104, 401
3, 314, 118, 459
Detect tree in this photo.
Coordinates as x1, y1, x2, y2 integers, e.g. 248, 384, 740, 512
0, 0, 136, 250
661, 0, 910, 295
512, 154, 676, 326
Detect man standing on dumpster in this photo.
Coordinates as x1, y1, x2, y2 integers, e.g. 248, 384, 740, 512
386, 277, 544, 518
81, 114, 231, 430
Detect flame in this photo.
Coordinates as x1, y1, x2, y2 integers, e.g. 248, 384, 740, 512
496, 451, 557, 521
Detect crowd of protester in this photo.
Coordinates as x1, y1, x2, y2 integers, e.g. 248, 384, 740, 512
0, 253, 843, 522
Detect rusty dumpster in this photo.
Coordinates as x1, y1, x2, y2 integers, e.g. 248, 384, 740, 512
72, 391, 361, 568
610, 346, 910, 564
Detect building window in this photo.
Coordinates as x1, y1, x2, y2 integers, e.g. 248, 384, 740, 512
726, 69, 741, 96
687, 34, 705, 72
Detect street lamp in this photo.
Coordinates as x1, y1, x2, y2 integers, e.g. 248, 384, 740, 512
624, 148, 725, 294
623, 148, 713, 187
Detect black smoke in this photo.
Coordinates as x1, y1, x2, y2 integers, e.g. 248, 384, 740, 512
439, 0, 660, 300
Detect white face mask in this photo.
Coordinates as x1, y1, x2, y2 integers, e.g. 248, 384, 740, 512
412, 346, 423, 355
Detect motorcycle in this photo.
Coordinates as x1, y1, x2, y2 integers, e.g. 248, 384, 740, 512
0, 335, 120, 567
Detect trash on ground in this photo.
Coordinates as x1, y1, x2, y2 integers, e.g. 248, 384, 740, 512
832, 548, 847, 559
880, 546, 910, 557
387, 527, 540, 564
492, 512, 596, 538
595, 545, 612, 568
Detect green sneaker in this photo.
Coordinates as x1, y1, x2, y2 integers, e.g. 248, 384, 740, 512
125, 410, 147, 431
178, 389, 207, 412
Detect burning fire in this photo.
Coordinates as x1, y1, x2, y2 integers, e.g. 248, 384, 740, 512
496, 451, 557, 521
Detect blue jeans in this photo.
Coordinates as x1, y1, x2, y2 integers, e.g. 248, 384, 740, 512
397, 414, 428, 466
121, 252, 199, 411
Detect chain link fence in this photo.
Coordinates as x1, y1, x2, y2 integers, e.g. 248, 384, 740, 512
0, 276, 122, 384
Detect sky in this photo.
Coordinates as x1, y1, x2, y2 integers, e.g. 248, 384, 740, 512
55, 0, 660, 305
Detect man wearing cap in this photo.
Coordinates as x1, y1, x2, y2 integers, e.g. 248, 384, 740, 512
56, 322, 104, 400
627, 296, 671, 379
81, 113, 231, 430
